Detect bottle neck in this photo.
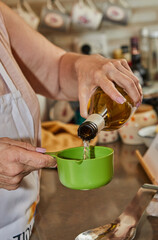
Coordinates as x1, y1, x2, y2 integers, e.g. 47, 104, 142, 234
78, 114, 105, 141
132, 54, 141, 67
85, 114, 105, 132
131, 37, 141, 67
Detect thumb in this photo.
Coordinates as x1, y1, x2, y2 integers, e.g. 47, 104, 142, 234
78, 87, 89, 119
19, 149, 57, 169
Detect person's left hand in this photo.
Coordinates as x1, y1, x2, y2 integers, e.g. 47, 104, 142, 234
0, 138, 56, 190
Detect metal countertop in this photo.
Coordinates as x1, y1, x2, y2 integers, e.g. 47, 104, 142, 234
31, 141, 158, 240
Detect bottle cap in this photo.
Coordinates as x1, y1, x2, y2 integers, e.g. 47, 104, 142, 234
121, 45, 129, 53
131, 37, 139, 49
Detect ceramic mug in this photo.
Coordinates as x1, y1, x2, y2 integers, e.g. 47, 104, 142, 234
46, 146, 114, 190
102, 0, 131, 25
119, 104, 158, 145
13, 0, 40, 30
40, 0, 71, 32
71, 0, 103, 30
97, 130, 119, 144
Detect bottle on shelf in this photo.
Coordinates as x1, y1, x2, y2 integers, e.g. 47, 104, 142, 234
78, 84, 136, 141
148, 30, 158, 82
139, 27, 149, 70
113, 48, 122, 59
121, 45, 131, 67
130, 36, 149, 86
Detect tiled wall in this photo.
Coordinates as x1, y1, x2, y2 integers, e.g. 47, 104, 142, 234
3, 0, 158, 56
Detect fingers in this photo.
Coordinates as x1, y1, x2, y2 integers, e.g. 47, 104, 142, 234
77, 55, 142, 118
117, 59, 143, 97
0, 137, 36, 151
0, 171, 31, 190
102, 60, 142, 107
0, 143, 57, 190
2, 146, 56, 174
0, 183, 20, 191
99, 76, 126, 104
12, 147, 57, 169
105, 68, 140, 104
78, 84, 91, 118
0, 174, 23, 190
119, 58, 132, 71
0, 139, 57, 170
78, 69, 127, 118
0, 137, 47, 153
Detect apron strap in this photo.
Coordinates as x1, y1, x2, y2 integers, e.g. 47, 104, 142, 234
0, 61, 18, 94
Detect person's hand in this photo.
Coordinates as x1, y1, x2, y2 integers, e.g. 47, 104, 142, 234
0, 138, 56, 190
75, 54, 143, 118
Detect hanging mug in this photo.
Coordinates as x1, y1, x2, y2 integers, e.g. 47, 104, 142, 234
40, 0, 71, 32
71, 0, 103, 30
13, 0, 40, 30
102, 0, 131, 25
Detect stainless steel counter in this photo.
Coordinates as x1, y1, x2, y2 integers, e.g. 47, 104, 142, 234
31, 141, 158, 240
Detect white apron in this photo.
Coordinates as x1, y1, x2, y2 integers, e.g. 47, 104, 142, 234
0, 61, 39, 239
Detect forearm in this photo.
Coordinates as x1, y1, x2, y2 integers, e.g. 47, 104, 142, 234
0, 2, 142, 118
0, 2, 66, 98
57, 52, 81, 101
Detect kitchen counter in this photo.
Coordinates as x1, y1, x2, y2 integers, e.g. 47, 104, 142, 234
31, 141, 158, 240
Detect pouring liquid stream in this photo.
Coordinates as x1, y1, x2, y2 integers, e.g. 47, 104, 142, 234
83, 140, 90, 160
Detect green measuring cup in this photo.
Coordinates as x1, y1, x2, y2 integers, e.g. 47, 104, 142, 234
46, 146, 114, 190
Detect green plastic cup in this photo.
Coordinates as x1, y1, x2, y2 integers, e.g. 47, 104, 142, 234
46, 146, 114, 190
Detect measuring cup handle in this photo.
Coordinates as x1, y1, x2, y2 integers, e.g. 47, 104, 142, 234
45, 152, 59, 158
45, 152, 59, 169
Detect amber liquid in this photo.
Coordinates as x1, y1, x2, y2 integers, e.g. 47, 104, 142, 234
87, 85, 135, 131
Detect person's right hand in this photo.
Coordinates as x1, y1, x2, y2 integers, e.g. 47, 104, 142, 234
0, 138, 56, 190
74, 55, 143, 118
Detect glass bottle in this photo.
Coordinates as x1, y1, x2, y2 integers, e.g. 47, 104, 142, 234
121, 45, 131, 67
148, 30, 158, 82
113, 48, 122, 59
139, 27, 149, 70
131, 37, 149, 86
78, 84, 136, 141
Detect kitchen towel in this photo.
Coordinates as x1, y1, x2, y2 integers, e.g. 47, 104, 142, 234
41, 120, 97, 152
